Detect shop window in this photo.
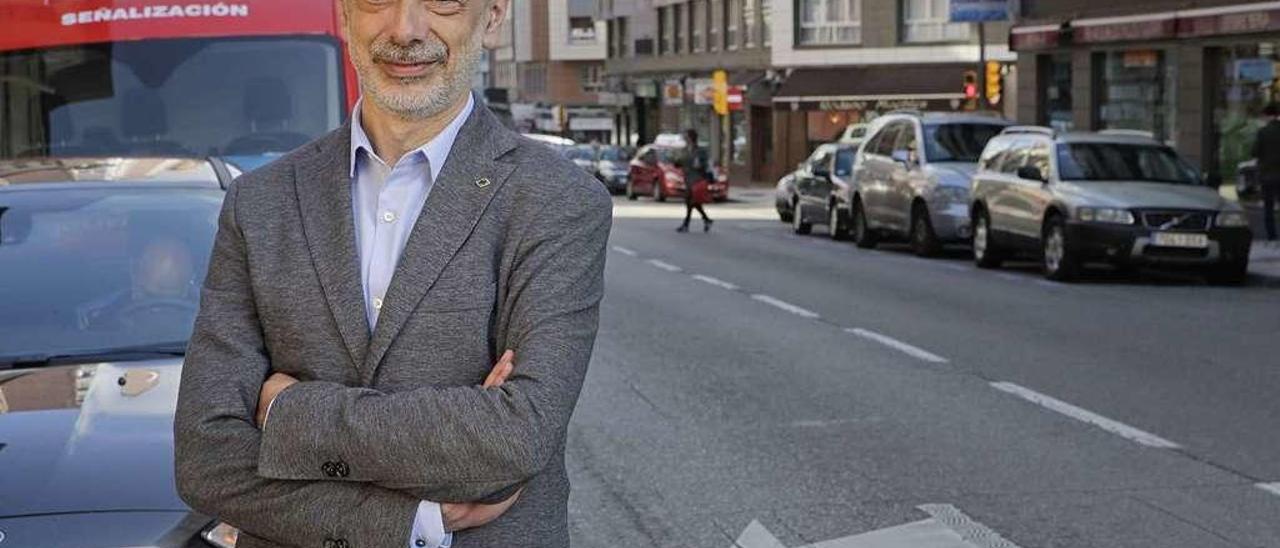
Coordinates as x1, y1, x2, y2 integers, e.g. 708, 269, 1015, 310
581, 64, 604, 93
1040, 53, 1073, 132
1095, 50, 1176, 145
798, 0, 861, 46
902, 0, 970, 43
1212, 43, 1280, 187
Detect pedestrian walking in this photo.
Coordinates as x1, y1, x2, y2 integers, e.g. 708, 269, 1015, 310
172, 1, 612, 546
676, 128, 714, 232
1252, 102, 1280, 241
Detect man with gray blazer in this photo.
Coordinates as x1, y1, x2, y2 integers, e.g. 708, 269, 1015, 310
173, 1, 612, 547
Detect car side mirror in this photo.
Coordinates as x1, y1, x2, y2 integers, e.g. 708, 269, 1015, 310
1017, 165, 1046, 183
891, 150, 914, 168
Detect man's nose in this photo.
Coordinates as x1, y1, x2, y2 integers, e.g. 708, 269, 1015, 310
388, 0, 431, 46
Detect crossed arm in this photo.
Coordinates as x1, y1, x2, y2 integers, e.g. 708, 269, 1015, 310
173, 180, 612, 546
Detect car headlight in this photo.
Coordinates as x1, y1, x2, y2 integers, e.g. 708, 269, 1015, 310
1217, 211, 1249, 227
1077, 207, 1134, 224
932, 185, 969, 204
664, 171, 682, 184
202, 521, 239, 548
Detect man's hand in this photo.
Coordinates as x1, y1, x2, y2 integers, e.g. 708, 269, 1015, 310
256, 372, 298, 428
441, 487, 524, 532
483, 350, 515, 388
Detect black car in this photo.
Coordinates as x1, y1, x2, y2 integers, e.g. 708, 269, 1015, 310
0, 158, 238, 548
776, 143, 841, 223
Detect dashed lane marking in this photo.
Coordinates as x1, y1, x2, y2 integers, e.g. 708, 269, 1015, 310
751, 294, 821, 319
1257, 483, 1280, 498
692, 274, 740, 291
845, 328, 950, 364
611, 246, 638, 256
990, 382, 1181, 449
646, 259, 683, 272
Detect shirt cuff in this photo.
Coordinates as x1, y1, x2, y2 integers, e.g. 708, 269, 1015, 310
409, 500, 451, 548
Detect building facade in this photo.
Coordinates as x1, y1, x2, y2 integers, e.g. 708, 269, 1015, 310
766, 0, 1015, 182
1011, 0, 1280, 186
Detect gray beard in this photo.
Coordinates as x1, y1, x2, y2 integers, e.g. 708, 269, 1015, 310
352, 32, 483, 120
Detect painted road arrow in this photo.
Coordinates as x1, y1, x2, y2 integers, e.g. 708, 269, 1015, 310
732, 504, 1022, 548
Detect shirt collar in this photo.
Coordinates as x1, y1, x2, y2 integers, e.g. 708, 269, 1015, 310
348, 92, 476, 181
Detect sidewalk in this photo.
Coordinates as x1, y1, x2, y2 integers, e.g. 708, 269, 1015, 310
1251, 240, 1280, 281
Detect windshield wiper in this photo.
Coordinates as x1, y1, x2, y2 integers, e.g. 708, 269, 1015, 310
0, 341, 187, 369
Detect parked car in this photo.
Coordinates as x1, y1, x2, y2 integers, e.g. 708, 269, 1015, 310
776, 143, 841, 223
0, 158, 233, 547
845, 112, 1012, 256
626, 144, 729, 202
790, 144, 858, 239
837, 123, 869, 148
969, 127, 1253, 284
595, 145, 632, 195
1236, 158, 1260, 200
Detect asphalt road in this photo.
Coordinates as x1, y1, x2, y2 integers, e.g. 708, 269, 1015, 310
564, 191, 1280, 547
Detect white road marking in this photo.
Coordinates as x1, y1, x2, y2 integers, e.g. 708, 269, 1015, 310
1257, 482, 1280, 497
845, 328, 950, 364
990, 382, 1181, 449
751, 294, 820, 319
611, 246, 638, 257
646, 259, 683, 272
692, 274, 740, 291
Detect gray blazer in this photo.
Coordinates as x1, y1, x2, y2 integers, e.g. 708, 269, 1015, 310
173, 99, 612, 548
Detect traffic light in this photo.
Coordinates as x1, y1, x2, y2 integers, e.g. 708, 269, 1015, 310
962, 70, 979, 110
985, 61, 1003, 106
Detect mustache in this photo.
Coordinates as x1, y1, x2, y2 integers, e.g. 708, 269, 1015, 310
369, 38, 447, 65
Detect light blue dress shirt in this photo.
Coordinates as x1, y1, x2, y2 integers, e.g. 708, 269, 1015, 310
349, 93, 474, 548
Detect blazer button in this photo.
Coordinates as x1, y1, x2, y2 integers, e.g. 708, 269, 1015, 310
323, 538, 336, 548
334, 539, 349, 548
334, 461, 350, 478
321, 462, 337, 477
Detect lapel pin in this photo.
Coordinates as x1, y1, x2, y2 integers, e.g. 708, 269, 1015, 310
475, 177, 491, 188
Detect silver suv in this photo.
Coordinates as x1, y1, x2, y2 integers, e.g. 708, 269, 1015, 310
844, 112, 1012, 256
969, 127, 1253, 284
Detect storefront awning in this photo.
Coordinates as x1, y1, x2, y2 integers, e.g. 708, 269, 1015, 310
772, 65, 967, 111
1011, 1, 1280, 51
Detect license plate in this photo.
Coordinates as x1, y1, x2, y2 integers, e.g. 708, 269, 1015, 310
1153, 232, 1208, 248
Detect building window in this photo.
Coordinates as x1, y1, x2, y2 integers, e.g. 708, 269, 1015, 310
761, 0, 771, 46
902, 0, 969, 43
569, 17, 599, 45
674, 3, 684, 53
798, 0, 861, 46
659, 6, 670, 54
710, 0, 722, 51
1096, 49, 1176, 145
618, 17, 630, 57
1040, 53, 1072, 131
692, 0, 705, 52
743, 0, 756, 48
727, 0, 741, 49
582, 64, 604, 92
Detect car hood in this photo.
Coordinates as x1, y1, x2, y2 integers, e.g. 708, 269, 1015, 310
0, 359, 187, 516
572, 159, 596, 170
1054, 181, 1232, 210
599, 160, 629, 172
0, 510, 202, 548
926, 162, 978, 186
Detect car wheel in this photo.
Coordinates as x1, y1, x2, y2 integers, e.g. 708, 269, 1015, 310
793, 199, 812, 235
653, 181, 666, 202
1042, 216, 1080, 282
626, 180, 638, 201
778, 204, 794, 223
852, 199, 878, 249
829, 204, 850, 241
1207, 258, 1248, 286
972, 209, 1005, 269
910, 204, 941, 257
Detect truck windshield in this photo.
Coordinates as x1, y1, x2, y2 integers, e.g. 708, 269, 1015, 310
0, 36, 343, 170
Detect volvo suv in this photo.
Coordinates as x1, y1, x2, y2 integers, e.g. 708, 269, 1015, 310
844, 112, 1012, 256
969, 127, 1253, 284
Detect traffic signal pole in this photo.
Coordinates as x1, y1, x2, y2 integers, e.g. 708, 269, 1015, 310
977, 21, 986, 109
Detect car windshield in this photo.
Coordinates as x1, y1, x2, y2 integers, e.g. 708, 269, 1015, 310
599, 147, 627, 161
1057, 143, 1199, 184
566, 146, 596, 160
0, 36, 344, 171
923, 123, 1006, 163
0, 186, 221, 363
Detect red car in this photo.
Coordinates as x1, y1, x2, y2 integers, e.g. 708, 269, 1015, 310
626, 144, 729, 202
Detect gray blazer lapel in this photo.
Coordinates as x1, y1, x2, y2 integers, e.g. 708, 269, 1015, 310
293, 126, 370, 371
361, 102, 518, 381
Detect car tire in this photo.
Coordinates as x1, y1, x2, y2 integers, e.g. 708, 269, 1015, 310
852, 199, 878, 249
1042, 215, 1080, 282
910, 204, 941, 257
778, 206, 794, 223
829, 204, 850, 241
626, 181, 638, 201
654, 181, 666, 202
1207, 259, 1249, 286
972, 209, 1005, 269
793, 200, 812, 235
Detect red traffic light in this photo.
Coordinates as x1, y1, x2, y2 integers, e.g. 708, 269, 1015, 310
964, 84, 978, 99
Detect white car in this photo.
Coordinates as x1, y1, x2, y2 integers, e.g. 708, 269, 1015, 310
969, 127, 1253, 284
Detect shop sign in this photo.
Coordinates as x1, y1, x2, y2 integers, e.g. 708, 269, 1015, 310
1009, 26, 1060, 51
569, 117, 615, 131
1075, 17, 1176, 43
950, 0, 1009, 23
687, 79, 716, 105
793, 98, 961, 113
1235, 58, 1276, 83
1179, 9, 1280, 38
1122, 50, 1159, 68
662, 80, 684, 106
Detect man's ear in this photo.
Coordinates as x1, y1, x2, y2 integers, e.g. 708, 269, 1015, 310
481, 0, 511, 49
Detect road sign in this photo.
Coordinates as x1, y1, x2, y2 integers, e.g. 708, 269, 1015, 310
727, 85, 744, 111
950, 0, 1009, 22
